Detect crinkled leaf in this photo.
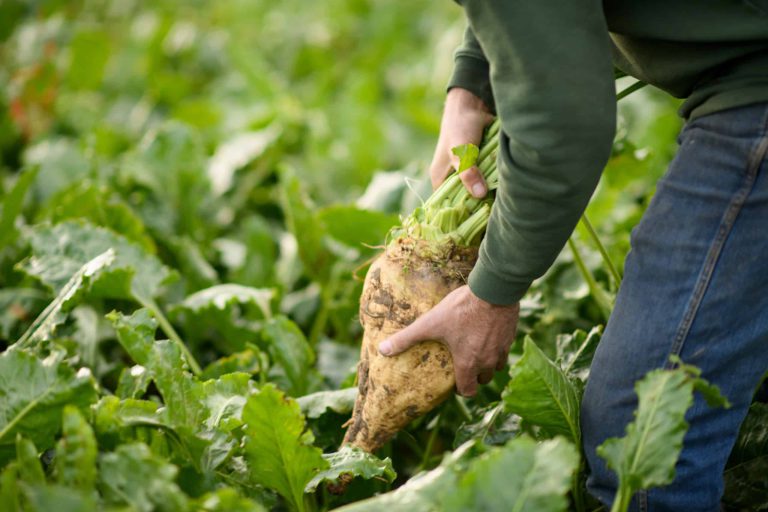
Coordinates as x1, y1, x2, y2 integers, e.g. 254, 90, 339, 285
107, 308, 157, 366
20, 220, 173, 304
181, 284, 273, 317
317, 206, 398, 250
297, 388, 357, 419
116, 364, 152, 399
447, 436, 578, 512
557, 325, 602, 380
242, 384, 327, 512
13, 249, 114, 350
54, 406, 97, 491
98, 442, 188, 512
261, 315, 318, 396
597, 366, 727, 509
503, 337, 581, 443
454, 403, 521, 448
451, 143, 479, 173
723, 403, 768, 510
201, 372, 253, 432
0, 350, 97, 461
305, 445, 395, 492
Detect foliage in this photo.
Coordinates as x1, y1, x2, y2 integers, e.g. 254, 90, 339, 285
0, 1, 742, 512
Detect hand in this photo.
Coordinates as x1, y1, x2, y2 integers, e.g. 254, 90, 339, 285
429, 87, 494, 197
378, 285, 520, 397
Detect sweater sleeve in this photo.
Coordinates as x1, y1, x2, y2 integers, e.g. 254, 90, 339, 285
459, 0, 617, 305
446, 25, 496, 113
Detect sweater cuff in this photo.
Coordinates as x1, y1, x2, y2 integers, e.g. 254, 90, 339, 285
447, 54, 496, 114
467, 257, 530, 306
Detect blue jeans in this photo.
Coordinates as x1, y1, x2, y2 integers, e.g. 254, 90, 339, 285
582, 102, 768, 512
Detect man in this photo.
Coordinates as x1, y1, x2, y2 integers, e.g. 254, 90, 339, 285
376, 1, 768, 510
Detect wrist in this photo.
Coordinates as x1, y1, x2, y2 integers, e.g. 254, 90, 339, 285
447, 87, 492, 115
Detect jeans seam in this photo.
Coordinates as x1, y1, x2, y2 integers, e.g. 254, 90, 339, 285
664, 110, 768, 370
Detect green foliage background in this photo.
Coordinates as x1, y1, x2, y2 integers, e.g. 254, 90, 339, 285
0, 1, 763, 511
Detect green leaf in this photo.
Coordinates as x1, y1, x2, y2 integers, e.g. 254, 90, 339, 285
305, 446, 395, 492
195, 487, 267, 512
201, 372, 254, 432
107, 308, 157, 366
0, 350, 97, 460
297, 388, 357, 419
278, 166, 333, 282
116, 364, 152, 399
66, 30, 111, 89
597, 365, 727, 512
201, 347, 264, 380
502, 337, 581, 443
317, 206, 398, 250
13, 249, 114, 350
336, 437, 577, 512
20, 221, 173, 305
98, 442, 188, 512
0, 288, 48, 340
447, 437, 578, 512
22, 485, 96, 512
0, 167, 38, 250
15, 436, 44, 485
723, 403, 768, 510
242, 384, 328, 512
556, 325, 603, 380
53, 406, 97, 492
451, 143, 479, 173
261, 316, 318, 396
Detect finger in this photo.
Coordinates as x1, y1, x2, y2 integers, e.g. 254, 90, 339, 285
458, 166, 487, 198
378, 313, 439, 357
430, 163, 452, 190
478, 369, 494, 385
454, 364, 479, 397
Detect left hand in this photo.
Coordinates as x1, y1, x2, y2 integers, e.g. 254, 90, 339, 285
378, 285, 520, 397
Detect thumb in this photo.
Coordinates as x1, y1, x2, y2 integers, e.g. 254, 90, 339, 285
458, 166, 487, 198
378, 313, 438, 357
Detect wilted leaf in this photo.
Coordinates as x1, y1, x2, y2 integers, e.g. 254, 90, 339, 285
305, 446, 395, 492
503, 337, 581, 443
242, 384, 327, 512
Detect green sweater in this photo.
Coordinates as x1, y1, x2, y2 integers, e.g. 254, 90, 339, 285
448, 0, 768, 305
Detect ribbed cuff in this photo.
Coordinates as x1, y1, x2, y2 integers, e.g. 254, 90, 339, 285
467, 259, 530, 306
447, 54, 496, 115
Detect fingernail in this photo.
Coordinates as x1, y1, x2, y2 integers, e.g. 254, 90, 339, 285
472, 183, 486, 198
379, 340, 392, 356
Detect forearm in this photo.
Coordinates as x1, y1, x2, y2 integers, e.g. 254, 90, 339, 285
460, 0, 617, 305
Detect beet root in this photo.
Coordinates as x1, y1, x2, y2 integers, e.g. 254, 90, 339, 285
342, 237, 477, 453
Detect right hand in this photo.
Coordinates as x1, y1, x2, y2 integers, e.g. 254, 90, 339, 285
429, 87, 494, 196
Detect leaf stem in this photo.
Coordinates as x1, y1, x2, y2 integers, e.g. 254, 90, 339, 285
611, 485, 633, 512
616, 81, 647, 101
580, 215, 622, 288
418, 413, 442, 472
142, 298, 202, 376
567, 238, 612, 320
